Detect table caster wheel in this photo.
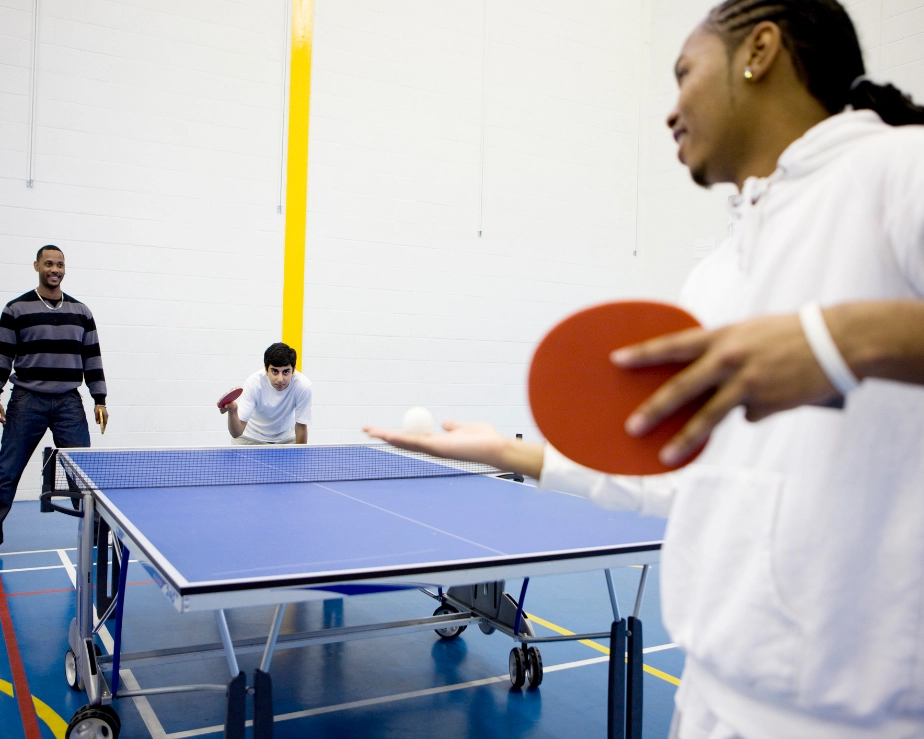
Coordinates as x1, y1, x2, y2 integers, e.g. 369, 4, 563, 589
66, 704, 121, 739
526, 646, 543, 688
509, 647, 526, 689
64, 649, 82, 691
433, 604, 467, 639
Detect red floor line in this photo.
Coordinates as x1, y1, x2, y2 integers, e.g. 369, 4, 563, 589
0, 575, 42, 739
6, 580, 155, 598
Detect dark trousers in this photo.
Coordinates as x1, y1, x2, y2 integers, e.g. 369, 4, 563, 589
0, 386, 90, 544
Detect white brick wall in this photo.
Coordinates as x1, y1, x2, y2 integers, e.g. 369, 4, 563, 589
1, 0, 288, 496
0, 0, 645, 496
303, 0, 645, 443
2, 0, 921, 500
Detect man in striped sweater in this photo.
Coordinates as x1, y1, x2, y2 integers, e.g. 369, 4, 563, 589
0, 245, 108, 545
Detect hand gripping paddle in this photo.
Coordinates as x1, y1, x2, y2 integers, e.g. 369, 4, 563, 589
528, 301, 709, 475
217, 387, 243, 409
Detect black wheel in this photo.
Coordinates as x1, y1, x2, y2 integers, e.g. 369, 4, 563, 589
526, 646, 543, 688
508, 647, 526, 689
64, 649, 82, 691
66, 704, 121, 739
433, 603, 467, 639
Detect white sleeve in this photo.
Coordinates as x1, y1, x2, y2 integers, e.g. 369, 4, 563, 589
884, 130, 924, 295
294, 385, 312, 425
236, 383, 257, 424
537, 444, 677, 518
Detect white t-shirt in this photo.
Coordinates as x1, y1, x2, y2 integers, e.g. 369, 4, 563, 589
236, 369, 312, 443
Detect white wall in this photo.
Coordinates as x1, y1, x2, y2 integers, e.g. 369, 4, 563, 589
1, 0, 289, 496
305, 0, 645, 443
0, 0, 646, 496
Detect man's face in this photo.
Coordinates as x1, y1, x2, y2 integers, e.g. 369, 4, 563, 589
34, 250, 66, 291
666, 27, 745, 187
266, 364, 294, 391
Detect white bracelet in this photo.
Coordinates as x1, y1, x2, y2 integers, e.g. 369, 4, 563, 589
798, 301, 860, 395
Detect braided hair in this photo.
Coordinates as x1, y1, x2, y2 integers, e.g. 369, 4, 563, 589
704, 0, 924, 126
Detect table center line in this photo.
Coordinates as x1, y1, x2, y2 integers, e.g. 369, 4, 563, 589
312, 482, 507, 556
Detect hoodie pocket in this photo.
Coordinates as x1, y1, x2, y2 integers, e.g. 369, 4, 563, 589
660, 465, 802, 699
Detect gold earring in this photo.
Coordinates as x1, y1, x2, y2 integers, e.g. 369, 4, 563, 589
744, 67, 754, 80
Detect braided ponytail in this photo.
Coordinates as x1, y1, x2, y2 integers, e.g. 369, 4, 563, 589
850, 78, 924, 126
706, 0, 924, 126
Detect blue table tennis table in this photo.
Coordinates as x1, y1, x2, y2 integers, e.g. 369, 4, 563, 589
42, 444, 665, 739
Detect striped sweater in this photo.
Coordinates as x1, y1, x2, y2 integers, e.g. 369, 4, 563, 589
0, 291, 107, 403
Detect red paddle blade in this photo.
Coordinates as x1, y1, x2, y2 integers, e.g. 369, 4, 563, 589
218, 387, 243, 408
529, 301, 707, 476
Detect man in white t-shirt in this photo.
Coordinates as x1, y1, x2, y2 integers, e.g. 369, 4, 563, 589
219, 342, 312, 444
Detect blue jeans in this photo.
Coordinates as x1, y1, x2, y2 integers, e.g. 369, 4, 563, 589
0, 386, 90, 544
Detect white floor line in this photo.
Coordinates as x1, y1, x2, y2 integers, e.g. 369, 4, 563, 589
0, 546, 77, 556
56, 549, 168, 739
644, 642, 678, 654
163, 646, 678, 739
1, 559, 138, 575
1, 564, 77, 575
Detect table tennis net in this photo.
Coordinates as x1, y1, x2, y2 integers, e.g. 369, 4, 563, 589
52, 444, 501, 491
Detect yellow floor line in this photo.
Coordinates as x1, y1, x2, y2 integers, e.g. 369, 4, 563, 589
525, 612, 681, 686
1, 677, 69, 738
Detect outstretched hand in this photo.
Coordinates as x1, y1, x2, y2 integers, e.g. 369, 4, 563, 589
612, 312, 840, 466
364, 420, 545, 479
364, 420, 508, 465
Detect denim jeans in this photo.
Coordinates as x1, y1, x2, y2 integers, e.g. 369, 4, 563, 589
0, 386, 90, 544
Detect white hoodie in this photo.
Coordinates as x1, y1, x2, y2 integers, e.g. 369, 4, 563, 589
539, 110, 924, 738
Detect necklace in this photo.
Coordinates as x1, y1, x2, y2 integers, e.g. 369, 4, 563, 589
35, 289, 64, 310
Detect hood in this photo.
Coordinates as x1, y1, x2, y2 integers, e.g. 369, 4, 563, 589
731, 109, 888, 211
725, 109, 889, 273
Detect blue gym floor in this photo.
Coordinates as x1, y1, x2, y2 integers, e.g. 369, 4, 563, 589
0, 500, 683, 738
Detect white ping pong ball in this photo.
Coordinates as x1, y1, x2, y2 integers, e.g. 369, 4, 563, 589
402, 406, 435, 434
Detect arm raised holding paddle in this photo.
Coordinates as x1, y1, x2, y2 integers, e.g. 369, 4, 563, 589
613, 300, 924, 467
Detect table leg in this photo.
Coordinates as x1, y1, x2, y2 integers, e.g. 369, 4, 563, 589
110, 543, 130, 696
260, 603, 286, 673
608, 618, 627, 739
626, 616, 643, 739
605, 569, 622, 622
216, 609, 240, 679
224, 671, 247, 739
253, 668, 274, 739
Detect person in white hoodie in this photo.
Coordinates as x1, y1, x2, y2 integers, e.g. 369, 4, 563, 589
367, 1, 924, 737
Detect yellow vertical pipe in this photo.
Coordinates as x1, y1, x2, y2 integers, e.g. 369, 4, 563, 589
282, 0, 314, 371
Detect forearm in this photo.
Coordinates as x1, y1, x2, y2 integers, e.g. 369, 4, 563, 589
494, 439, 545, 479
295, 424, 308, 444
226, 410, 247, 438
825, 300, 924, 385
538, 445, 676, 517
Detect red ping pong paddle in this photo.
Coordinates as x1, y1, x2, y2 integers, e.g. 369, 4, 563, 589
528, 301, 709, 476
217, 387, 243, 409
